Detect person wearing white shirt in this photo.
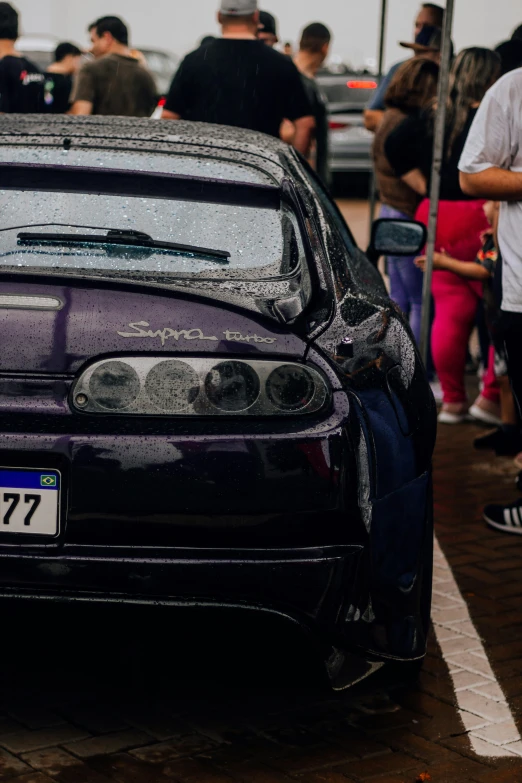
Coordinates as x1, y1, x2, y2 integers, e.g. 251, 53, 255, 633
460, 67, 522, 535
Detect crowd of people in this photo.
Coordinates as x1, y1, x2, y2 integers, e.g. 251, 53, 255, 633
1, 0, 522, 535
0, 0, 332, 175
368, 3, 522, 535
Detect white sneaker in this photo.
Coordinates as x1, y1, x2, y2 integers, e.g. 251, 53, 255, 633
438, 410, 469, 424
469, 404, 503, 427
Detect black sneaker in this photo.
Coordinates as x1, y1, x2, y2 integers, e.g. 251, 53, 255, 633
474, 425, 522, 456
484, 499, 522, 535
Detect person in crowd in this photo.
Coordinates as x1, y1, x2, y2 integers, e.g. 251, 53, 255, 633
44, 42, 82, 114
283, 42, 294, 57
372, 57, 439, 344
161, 0, 314, 156
364, 2, 444, 132
495, 39, 522, 76
289, 22, 332, 185
258, 11, 278, 47
385, 47, 502, 424
416, 200, 520, 441
70, 16, 157, 117
459, 65, 522, 533
512, 24, 522, 42
0, 1, 46, 113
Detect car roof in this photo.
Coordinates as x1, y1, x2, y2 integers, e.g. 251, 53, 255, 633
0, 116, 294, 185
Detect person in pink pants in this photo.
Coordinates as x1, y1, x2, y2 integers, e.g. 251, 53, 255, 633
416, 198, 492, 419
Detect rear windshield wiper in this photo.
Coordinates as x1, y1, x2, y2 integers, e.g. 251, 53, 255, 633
16, 228, 230, 263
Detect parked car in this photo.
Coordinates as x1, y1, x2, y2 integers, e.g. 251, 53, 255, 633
317, 71, 380, 175
140, 49, 178, 97
0, 117, 435, 689
16, 34, 57, 70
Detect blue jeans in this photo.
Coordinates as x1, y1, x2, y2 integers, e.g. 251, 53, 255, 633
380, 204, 424, 345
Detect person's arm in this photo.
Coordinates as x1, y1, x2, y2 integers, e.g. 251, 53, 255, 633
161, 109, 181, 120
363, 109, 384, 132
385, 114, 428, 190
281, 59, 314, 155
363, 64, 399, 133
292, 116, 316, 156
460, 168, 522, 201
161, 58, 187, 121
402, 169, 427, 196
69, 100, 93, 115
459, 88, 516, 199
69, 65, 95, 116
415, 251, 491, 280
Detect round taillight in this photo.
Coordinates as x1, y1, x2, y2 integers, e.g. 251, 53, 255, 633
205, 361, 260, 412
266, 365, 316, 411
89, 361, 141, 410
145, 360, 200, 412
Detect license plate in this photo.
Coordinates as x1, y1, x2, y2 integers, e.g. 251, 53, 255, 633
0, 468, 61, 536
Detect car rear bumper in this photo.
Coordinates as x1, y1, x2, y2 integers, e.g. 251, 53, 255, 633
0, 391, 432, 672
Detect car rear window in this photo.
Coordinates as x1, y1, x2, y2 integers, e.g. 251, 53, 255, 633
0, 189, 303, 281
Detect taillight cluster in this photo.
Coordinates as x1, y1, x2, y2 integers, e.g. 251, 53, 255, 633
72, 358, 330, 417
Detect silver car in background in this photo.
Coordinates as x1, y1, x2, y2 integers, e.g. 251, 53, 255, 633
316, 71, 380, 175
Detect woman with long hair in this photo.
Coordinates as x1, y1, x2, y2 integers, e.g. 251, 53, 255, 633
373, 57, 439, 344
385, 47, 502, 423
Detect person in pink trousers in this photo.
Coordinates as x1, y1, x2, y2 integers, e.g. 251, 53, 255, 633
385, 47, 502, 423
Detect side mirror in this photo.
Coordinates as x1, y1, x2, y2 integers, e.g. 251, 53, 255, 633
366, 218, 427, 266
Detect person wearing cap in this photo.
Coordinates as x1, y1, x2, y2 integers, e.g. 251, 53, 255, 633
399, 25, 446, 64
258, 11, 278, 47
161, 0, 314, 156
364, 2, 444, 133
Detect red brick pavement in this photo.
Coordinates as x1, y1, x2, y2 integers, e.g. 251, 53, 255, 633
0, 422, 522, 782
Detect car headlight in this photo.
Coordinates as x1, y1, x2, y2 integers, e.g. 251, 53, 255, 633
72, 357, 330, 416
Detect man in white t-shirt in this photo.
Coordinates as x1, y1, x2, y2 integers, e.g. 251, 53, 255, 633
459, 67, 522, 535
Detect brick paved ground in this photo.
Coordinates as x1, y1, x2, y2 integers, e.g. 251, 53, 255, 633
1, 421, 522, 782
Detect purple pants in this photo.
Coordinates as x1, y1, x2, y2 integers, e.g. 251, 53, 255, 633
380, 204, 424, 345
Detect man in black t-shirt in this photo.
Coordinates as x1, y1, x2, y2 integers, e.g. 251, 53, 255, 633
162, 0, 314, 156
292, 23, 332, 185
0, 2, 45, 113
44, 42, 82, 114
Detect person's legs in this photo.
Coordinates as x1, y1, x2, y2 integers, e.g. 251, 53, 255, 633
431, 271, 480, 410
481, 346, 501, 406
469, 344, 502, 425
388, 255, 424, 344
504, 312, 522, 415
387, 257, 410, 319
484, 312, 522, 533
396, 256, 424, 345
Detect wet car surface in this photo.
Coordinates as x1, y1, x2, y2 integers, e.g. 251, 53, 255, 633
0, 116, 436, 691
1, 421, 521, 780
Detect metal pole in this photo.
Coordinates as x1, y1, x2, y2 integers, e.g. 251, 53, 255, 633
368, 0, 388, 235
377, 0, 388, 75
419, 0, 456, 365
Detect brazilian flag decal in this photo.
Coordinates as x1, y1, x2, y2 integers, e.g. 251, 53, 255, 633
41, 475, 57, 487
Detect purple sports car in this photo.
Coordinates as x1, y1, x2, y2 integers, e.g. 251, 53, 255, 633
0, 117, 436, 689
